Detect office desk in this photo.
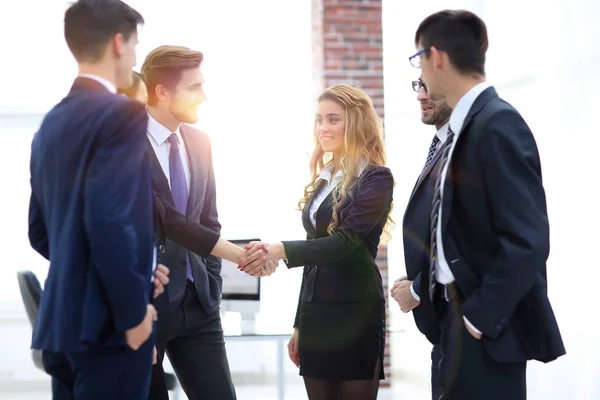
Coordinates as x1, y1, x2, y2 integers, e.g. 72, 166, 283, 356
225, 333, 291, 400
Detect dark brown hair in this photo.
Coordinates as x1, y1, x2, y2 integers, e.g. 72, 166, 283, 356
415, 10, 488, 76
64, 0, 143, 63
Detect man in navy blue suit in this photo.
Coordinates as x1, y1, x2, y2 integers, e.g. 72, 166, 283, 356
410, 10, 565, 399
28, 1, 165, 398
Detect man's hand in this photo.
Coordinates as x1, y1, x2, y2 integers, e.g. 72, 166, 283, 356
464, 319, 483, 340
125, 304, 157, 350
390, 276, 420, 313
153, 264, 170, 298
238, 242, 283, 277
152, 346, 158, 365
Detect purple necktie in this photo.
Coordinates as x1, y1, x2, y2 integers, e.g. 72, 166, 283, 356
168, 133, 194, 282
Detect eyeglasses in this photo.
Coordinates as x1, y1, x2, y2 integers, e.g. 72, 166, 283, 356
412, 80, 427, 93
408, 47, 438, 68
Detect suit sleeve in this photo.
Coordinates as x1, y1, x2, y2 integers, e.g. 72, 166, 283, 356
155, 190, 220, 257
83, 100, 153, 332
283, 167, 394, 268
460, 109, 550, 339
199, 137, 223, 275
411, 272, 422, 302
28, 193, 49, 260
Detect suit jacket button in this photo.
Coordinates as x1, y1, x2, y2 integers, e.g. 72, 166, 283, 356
180, 259, 187, 265
495, 324, 502, 330
159, 245, 166, 254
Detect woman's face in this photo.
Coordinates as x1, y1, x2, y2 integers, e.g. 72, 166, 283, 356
315, 99, 345, 157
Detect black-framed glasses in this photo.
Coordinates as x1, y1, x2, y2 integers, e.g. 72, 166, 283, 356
412, 80, 427, 93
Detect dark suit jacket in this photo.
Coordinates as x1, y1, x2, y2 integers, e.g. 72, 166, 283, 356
424, 87, 565, 363
148, 124, 222, 315
28, 78, 155, 352
402, 135, 446, 345
282, 165, 394, 327
152, 190, 220, 257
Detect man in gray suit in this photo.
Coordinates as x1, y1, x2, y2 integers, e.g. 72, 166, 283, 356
142, 45, 236, 400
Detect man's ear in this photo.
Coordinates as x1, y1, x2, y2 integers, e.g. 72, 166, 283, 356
111, 33, 125, 58
155, 84, 170, 102
429, 46, 446, 71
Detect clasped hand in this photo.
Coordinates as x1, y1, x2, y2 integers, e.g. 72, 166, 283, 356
238, 241, 286, 277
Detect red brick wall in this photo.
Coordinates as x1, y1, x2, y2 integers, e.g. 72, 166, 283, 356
312, 0, 390, 386
313, 0, 384, 120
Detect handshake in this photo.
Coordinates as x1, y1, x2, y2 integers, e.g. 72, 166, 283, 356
237, 241, 287, 277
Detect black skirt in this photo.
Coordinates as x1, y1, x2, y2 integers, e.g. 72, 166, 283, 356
297, 298, 386, 380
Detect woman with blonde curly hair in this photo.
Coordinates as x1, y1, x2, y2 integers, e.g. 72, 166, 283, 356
241, 84, 394, 400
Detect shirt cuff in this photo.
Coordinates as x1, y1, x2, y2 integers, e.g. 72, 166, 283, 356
410, 282, 421, 302
463, 316, 482, 335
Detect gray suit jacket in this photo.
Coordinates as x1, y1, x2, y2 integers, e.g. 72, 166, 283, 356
148, 124, 222, 314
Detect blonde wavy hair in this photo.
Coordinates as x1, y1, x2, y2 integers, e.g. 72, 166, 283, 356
298, 84, 394, 243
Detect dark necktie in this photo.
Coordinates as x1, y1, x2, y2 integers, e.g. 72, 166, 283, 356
428, 127, 455, 302
422, 135, 441, 172
168, 133, 194, 282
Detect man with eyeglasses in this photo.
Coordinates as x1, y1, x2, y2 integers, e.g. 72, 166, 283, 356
390, 75, 451, 400
408, 10, 565, 400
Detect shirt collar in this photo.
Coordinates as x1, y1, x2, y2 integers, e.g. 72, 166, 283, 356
318, 161, 368, 183
436, 122, 449, 144
147, 110, 182, 145
78, 73, 117, 94
449, 81, 493, 135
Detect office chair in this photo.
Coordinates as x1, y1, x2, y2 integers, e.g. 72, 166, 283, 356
16, 270, 180, 397
16, 270, 44, 370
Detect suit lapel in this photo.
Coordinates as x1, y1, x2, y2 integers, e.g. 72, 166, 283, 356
407, 147, 445, 206
315, 190, 334, 237
302, 180, 326, 238
179, 126, 201, 217
441, 87, 497, 233
146, 139, 175, 205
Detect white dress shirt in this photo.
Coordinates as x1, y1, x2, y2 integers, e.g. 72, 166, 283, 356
409, 122, 449, 302
146, 112, 191, 191
78, 73, 117, 94
435, 81, 492, 334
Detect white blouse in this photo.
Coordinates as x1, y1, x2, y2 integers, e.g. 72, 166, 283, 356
308, 164, 344, 229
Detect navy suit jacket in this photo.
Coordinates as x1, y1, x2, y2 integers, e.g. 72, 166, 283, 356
28, 78, 155, 352
426, 87, 565, 363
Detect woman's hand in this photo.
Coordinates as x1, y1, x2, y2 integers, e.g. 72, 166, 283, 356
287, 328, 300, 367
238, 242, 286, 276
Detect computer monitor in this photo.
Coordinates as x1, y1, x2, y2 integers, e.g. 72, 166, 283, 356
220, 239, 261, 333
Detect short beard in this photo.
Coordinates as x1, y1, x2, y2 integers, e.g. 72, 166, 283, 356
422, 102, 452, 126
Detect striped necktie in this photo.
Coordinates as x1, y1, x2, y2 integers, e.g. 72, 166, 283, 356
428, 127, 455, 302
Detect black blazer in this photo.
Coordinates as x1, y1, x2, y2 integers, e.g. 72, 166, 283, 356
283, 165, 394, 327
28, 78, 155, 352
148, 124, 222, 314
402, 135, 446, 345
425, 87, 565, 363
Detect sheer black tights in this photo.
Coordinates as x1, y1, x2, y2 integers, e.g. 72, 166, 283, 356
303, 358, 381, 400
